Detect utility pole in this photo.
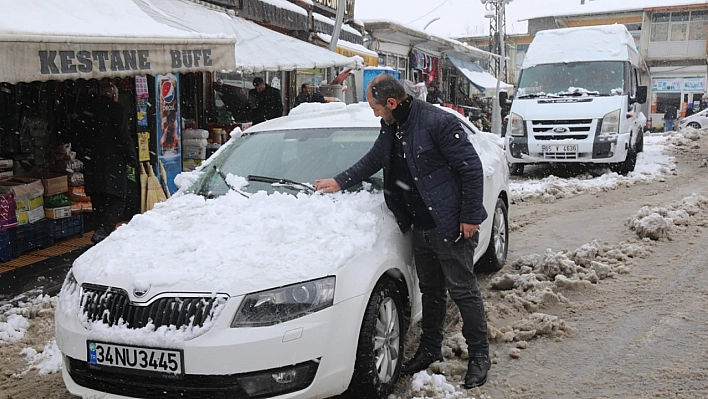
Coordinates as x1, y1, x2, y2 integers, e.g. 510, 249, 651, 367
483, 0, 510, 136
328, 0, 346, 83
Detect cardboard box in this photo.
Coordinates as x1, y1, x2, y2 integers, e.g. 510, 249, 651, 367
183, 146, 207, 160
0, 159, 13, 169
0, 171, 13, 180
15, 172, 68, 196
17, 206, 45, 225
0, 179, 44, 211
45, 206, 71, 219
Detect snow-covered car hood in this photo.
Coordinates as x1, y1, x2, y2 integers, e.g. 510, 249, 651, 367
72, 190, 383, 298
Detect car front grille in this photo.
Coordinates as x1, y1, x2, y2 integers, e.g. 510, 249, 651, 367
80, 284, 228, 330
531, 119, 593, 140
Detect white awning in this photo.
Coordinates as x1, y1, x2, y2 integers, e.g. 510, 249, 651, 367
137, 0, 363, 73
0, 0, 236, 84
448, 56, 513, 93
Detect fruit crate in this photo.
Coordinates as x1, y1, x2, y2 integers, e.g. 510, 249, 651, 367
0, 220, 54, 261
49, 214, 84, 240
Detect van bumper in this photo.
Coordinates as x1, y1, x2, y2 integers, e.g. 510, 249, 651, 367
506, 133, 629, 164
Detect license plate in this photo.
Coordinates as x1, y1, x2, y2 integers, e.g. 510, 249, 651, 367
87, 341, 183, 377
542, 144, 578, 153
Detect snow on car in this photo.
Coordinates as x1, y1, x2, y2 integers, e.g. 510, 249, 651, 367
679, 107, 708, 130
54, 102, 509, 399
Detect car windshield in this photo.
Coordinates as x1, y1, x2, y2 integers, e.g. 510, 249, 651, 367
517, 61, 625, 97
190, 127, 382, 197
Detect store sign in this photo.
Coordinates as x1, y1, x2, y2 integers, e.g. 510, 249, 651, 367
652, 77, 682, 92
312, 0, 355, 18
0, 40, 235, 84
683, 77, 705, 91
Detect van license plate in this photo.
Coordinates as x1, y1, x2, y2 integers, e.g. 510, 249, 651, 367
542, 145, 578, 153
87, 341, 183, 376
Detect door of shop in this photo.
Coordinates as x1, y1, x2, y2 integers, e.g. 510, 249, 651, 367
683, 92, 703, 117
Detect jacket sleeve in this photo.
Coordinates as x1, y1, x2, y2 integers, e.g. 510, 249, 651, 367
434, 114, 487, 224
333, 134, 384, 190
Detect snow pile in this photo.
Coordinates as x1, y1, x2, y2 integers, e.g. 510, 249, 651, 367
626, 193, 708, 240
486, 239, 652, 354
664, 126, 708, 155
408, 371, 467, 399
16, 339, 62, 376
0, 294, 55, 344
510, 133, 675, 203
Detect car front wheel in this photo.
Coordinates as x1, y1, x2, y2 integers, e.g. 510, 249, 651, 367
509, 163, 524, 176
476, 198, 509, 273
343, 279, 405, 398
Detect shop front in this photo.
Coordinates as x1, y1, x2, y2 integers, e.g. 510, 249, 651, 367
649, 70, 707, 130
0, 0, 236, 260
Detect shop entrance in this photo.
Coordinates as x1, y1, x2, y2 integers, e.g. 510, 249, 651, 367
683, 92, 703, 116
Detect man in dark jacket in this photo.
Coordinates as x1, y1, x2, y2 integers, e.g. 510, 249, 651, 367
426, 81, 444, 105
76, 80, 136, 244
294, 83, 312, 107
664, 104, 678, 132
315, 74, 490, 388
248, 77, 283, 124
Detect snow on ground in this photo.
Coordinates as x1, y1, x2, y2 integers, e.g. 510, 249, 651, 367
509, 130, 700, 204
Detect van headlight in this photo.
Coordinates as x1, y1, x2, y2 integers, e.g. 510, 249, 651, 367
231, 277, 335, 327
509, 113, 525, 136
600, 110, 620, 134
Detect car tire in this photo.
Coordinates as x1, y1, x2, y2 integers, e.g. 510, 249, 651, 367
689, 122, 701, 129
476, 198, 509, 273
509, 163, 524, 176
343, 279, 405, 399
611, 146, 637, 175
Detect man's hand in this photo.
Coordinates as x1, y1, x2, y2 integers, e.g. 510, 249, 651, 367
460, 223, 479, 239
315, 178, 341, 193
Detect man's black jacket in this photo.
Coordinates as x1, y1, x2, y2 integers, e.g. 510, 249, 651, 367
334, 99, 487, 243
248, 85, 283, 124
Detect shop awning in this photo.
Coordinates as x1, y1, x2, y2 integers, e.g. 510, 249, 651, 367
136, 0, 364, 73
0, 0, 236, 84
315, 33, 379, 67
448, 56, 513, 94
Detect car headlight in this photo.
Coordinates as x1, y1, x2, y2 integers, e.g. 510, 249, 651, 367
600, 110, 620, 134
509, 112, 525, 136
231, 277, 335, 327
60, 269, 78, 294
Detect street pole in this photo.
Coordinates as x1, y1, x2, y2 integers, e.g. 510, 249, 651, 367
490, 0, 506, 136
328, 0, 347, 83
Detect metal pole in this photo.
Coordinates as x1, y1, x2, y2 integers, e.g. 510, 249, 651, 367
491, 0, 505, 136
328, 0, 347, 82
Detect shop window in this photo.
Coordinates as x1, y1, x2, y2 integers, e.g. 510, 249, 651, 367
689, 11, 708, 40
651, 23, 669, 42
670, 23, 688, 41
651, 10, 708, 42
655, 92, 681, 114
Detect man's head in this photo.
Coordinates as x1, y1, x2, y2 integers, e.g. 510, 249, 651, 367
366, 74, 408, 125
301, 83, 311, 95
428, 81, 438, 94
253, 77, 265, 92
100, 81, 119, 102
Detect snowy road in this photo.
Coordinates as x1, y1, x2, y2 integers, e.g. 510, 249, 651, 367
2, 129, 708, 398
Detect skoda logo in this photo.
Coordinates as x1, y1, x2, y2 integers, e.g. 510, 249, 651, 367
552, 126, 570, 134
133, 286, 150, 298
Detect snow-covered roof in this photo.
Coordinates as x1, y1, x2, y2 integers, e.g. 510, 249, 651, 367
522, 24, 641, 69
316, 33, 378, 58
313, 13, 363, 37
136, 0, 363, 73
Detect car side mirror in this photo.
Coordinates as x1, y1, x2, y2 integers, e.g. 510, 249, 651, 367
634, 86, 647, 105
499, 91, 508, 107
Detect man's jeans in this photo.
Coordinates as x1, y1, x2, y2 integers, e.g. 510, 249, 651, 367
665, 118, 676, 132
412, 228, 489, 356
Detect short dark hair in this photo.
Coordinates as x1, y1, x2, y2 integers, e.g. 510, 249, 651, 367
252, 77, 264, 86
368, 74, 406, 105
301, 83, 310, 90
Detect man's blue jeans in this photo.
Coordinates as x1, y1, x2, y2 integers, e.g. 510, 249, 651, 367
665, 119, 676, 132
412, 228, 489, 356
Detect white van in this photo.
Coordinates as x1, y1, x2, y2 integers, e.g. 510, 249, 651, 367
502, 24, 648, 175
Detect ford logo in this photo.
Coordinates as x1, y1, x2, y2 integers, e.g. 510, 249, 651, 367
552, 126, 570, 134
133, 286, 150, 298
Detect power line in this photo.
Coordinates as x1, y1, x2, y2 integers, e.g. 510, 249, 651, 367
407, 0, 450, 25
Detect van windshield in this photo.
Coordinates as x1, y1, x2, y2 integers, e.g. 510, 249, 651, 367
517, 61, 625, 98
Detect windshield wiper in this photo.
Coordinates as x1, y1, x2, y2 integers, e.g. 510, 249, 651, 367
247, 175, 315, 194
557, 91, 599, 97
518, 93, 560, 99
213, 166, 250, 198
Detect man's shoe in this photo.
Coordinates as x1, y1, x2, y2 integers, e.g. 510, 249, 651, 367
463, 354, 491, 388
91, 228, 109, 244
401, 348, 443, 375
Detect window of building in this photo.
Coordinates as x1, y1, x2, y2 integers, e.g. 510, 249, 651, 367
651, 10, 708, 42
655, 92, 681, 114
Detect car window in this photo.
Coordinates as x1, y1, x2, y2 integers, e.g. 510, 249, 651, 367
192, 128, 382, 196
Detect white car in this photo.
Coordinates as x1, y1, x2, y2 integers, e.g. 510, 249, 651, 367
55, 102, 510, 399
679, 107, 708, 130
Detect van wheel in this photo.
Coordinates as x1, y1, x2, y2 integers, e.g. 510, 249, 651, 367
509, 163, 524, 176
343, 279, 405, 399
476, 198, 509, 273
635, 130, 644, 153
611, 147, 637, 175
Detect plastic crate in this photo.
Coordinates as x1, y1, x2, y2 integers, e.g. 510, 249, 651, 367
5, 219, 53, 260
49, 214, 84, 240
0, 229, 11, 262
